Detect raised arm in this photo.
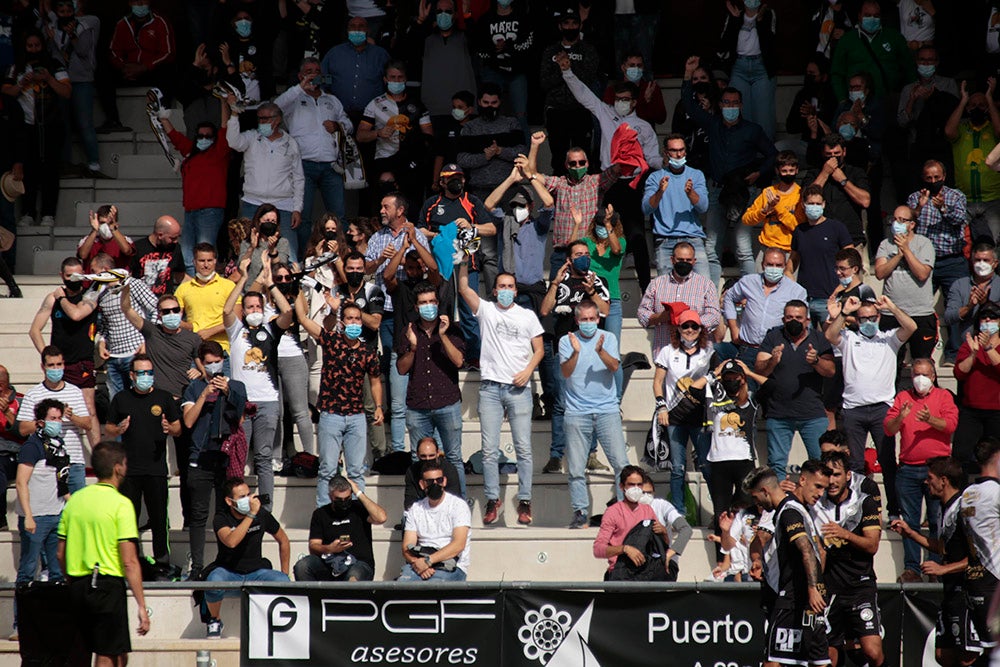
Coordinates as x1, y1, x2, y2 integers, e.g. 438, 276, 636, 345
456, 261, 480, 313
223, 257, 251, 327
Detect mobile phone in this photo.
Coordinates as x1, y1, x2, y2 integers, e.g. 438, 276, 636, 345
339, 534, 350, 543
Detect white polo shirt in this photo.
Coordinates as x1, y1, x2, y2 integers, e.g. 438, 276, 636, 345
837, 328, 904, 409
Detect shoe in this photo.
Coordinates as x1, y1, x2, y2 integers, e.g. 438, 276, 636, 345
206, 617, 223, 639
569, 510, 588, 529
542, 456, 562, 474
8, 629, 17, 641
17, 215, 34, 226
483, 498, 500, 525
897, 569, 922, 584
940, 358, 955, 368
586, 453, 609, 472
516, 500, 532, 525
184, 566, 202, 581
461, 360, 480, 372
96, 120, 132, 134
6, 285, 21, 299
40, 216, 55, 226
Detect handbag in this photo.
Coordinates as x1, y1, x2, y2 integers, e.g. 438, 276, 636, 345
667, 377, 703, 423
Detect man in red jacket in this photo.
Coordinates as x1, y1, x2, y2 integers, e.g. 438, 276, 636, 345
98, 0, 176, 133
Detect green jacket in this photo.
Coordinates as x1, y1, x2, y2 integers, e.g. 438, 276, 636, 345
831, 26, 916, 100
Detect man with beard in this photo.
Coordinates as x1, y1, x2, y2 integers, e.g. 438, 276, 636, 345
130, 215, 185, 296
398, 460, 471, 581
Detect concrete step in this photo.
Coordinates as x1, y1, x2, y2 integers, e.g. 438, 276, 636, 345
73, 200, 184, 228
115, 154, 183, 181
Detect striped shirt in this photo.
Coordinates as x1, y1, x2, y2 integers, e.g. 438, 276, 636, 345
364, 224, 431, 312
637, 272, 721, 359
97, 278, 158, 357
16, 382, 90, 465
544, 169, 618, 247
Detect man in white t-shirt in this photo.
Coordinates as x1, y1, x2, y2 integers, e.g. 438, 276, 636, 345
458, 262, 543, 526
825, 293, 917, 520
398, 460, 471, 581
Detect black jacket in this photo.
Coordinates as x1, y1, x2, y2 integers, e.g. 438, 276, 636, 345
716, 8, 778, 78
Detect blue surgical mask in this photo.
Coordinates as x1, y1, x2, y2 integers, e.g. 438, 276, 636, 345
42, 420, 62, 438
595, 226, 609, 239
234, 19, 252, 38
496, 289, 515, 307
721, 107, 740, 123
418, 304, 438, 321
625, 67, 643, 83
838, 124, 856, 141
891, 221, 909, 237
130, 3, 150, 19
859, 320, 879, 338
344, 323, 363, 340
917, 64, 936, 79
497, 0, 514, 6
161, 313, 182, 330
848, 90, 865, 103
45, 368, 64, 383
860, 16, 881, 34
839, 276, 853, 287
451, 107, 466, 121
763, 266, 784, 284
196, 137, 214, 151
347, 30, 367, 46
981, 321, 1000, 336
668, 156, 687, 170
257, 122, 274, 138
235, 496, 251, 514
804, 204, 824, 221
387, 81, 406, 95
572, 256, 591, 273
134, 374, 155, 392
578, 321, 598, 337
744, 0, 761, 8
436, 11, 453, 31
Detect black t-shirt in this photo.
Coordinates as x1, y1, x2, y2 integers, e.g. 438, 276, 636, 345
939, 492, 969, 591
213, 508, 281, 574
774, 495, 817, 609
107, 388, 180, 476
130, 237, 184, 296
51, 291, 97, 364
819, 492, 880, 593
790, 217, 854, 299
307, 501, 374, 568
759, 326, 832, 421
801, 164, 869, 244
432, 116, 464, 163
548, 273, 610, 339
418, 192, 492, 235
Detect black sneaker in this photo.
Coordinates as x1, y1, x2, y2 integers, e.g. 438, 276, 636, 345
206, 617, 223, 639
542, 456, 562, 474
96, 120, 132, 134
569, 510, 588, 529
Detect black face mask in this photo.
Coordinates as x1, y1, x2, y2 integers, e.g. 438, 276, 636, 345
445, 179, 464, 196
969, 108, 988, 125
479, 106, 498, 121
379, 180, 397, 194
346, 271, 364, 288
259, 222, 277, 237
57, 16, 74, 27
63, 279, 82, 292
802, 74, 816, 88
324, 230, 339, 241
673, 261, 693, 277
779, 173, 797, 184
562, 28, 579, 42
276, 281, 297, 297
721, 378, 743, 396
425, 482, 445, 500
924, 180, 945, 196
331, 498, 353, 515
784, 319, 805, 338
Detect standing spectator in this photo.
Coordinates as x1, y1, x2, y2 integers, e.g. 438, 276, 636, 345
0, 67, 25, 289
561, 301, 627, 528
741, 151, 805, 259
77, 206, 135, 273
237, 206, 293, 290
896, 46, 957, 190
952, 303, 1000, 474
830, 2, 915, 100
898, 0, 935, 50
219, 9, 273, 105
397, 284, 466, 496
458, 262, 542, 526
906, 161, 970, 364
2, 28, 70, 226
583, 205, 627, 399
488, 164, 553, 298
958, 437, 1000, 653
756, 300, 836, 477
227, 99, 306, 260
637, 242, 721, 361
100, 0, 175, 133
652, 309, 714, 514
962, 80, 1000, 244
321, 16, 390, 126
884, 358, 958, 582
804, 134, 871, 248
413, 0, 477, 121
174, 244, 237, 364
103, 354, 181, 566
642, 134, 710, 279
671, 66, 714, 174
431, 90, 474, 186
681, 55, 777, 285
945, 244, 1000, 346
0, 365, 21, 525
603, 52, 666, 129
539, 7, 600, 175
785, 56, 838, 149
717, 0, 778, 139
398, 460, 472, 582
874, 204, 937, 369
56, 442, 150, 662
825, 294, 917, 519
275, 57, 353, 252
163, 104, 231, 276
130, 216, 184, 296
471, 0, 534, 139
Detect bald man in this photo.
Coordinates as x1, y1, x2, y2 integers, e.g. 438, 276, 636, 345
130, 215, 186, 296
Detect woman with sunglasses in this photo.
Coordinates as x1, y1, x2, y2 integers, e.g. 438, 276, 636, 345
583, 204, 626, 400
953, 302, 1000, 472
652, 309, 715, 515
238, 203, 294, 291
248, 262, 315, 461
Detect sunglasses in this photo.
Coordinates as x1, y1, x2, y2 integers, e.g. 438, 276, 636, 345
257, 115, 275, 121
274, 275, 293, 283
133, 370, 154, 377
197, 133, 214, 140
437, 8, 454, 14
423, 476, 445, 485
857, 316, 878, 324
679, 322, 701, 330
160, 307, 181, 315
567, 160, 587, 167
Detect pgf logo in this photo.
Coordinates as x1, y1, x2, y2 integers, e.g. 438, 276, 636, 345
248, 594, 310, 660
774, 628, 802, 653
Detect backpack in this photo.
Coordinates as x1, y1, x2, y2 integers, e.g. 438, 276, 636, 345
290, 451, 319, 478
607, 519, 670, 582
371, 450, 413, 475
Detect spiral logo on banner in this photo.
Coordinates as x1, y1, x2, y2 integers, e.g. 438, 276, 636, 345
517, 602, 601, 666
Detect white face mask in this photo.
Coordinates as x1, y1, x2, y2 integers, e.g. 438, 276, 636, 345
513, 207, 529, 223
196, 271, 216, 283
974, 260, 995, 278
638, 492, 654, 505
98, 223, 113, 240
912, 374, 933, 395
245, 311, 264, 327
624, 486, 644, 503
614, 100, 633, 117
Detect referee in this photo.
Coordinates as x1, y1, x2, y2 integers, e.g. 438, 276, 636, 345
57, 441, 150, 665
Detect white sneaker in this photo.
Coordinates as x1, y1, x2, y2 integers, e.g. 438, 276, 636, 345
40, 216, 55, 226
87, 162, 101, 172
17, 215, 34, 226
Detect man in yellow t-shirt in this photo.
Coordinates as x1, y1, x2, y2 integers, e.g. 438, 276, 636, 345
174, 243, 237, 354
742, 151, 806, 258
57, 440, 149, 662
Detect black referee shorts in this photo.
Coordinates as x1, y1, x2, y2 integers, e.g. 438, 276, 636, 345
68, 574, 131, 656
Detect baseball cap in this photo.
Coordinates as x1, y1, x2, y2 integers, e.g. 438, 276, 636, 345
440, 163, 464, 178
719, 360, 746, 377
677, 309, 702, 326
856, 283, 878, 304
509, 186, 532, 206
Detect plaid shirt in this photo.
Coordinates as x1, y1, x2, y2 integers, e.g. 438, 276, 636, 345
97, 278, 159, 356
637, 272, 721, 359
544, 169, 618, 247
906, 186, 969, 257
364, 224, 431, 312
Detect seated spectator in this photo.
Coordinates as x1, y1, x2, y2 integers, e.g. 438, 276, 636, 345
398, 460, 471, 582
204, 479, 290, 638
952, 303, 1000, 474
593, 466, 663, 580
945, 244, 1000, 347
293, 475, 387, 582
431, 90, 474, 185
78, 206, 134, 273
469, 0, 534, 139
403, 438, 462, 514
640, 477, 693, 581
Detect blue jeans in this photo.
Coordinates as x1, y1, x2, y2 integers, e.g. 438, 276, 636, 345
71, 81, 100, 165
765, 417, 827, 480
379, 318, 409, 453
668, 424, 710, 513
397, 565, 467, 582
479, 67, 529, 141
317, 411, 367, 505
730, 56, 776, 140
293, 554, 374, 581
604, 299, 625, 401
565, 413, 629, 512
541, 337, 566, 459
457, 269, 481, 362
205, 566, 290, 602
934, 256, 968, 361
181, 208, 225, 275
478, 380, 533, 501
105, 355, 134, 400
653, 236, 711, 280
242, 400, 280, 509
896, 463, 941, 573
17, 515, 63, 583
69, 463, 85, 493
406, 401, 465, 497
240, 201, 296, 259
807, 296, 830, 329
301, 160, 345, 254
706, 183, 756, 286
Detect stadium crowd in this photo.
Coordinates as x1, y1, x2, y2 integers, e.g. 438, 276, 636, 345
3, 0, 1000, 664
